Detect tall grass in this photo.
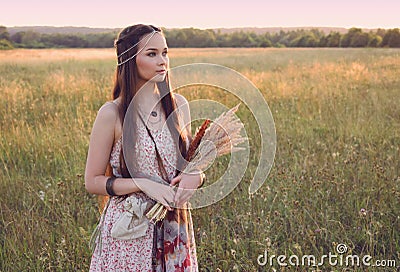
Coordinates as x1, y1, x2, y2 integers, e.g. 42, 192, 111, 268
0, 48, 399, 271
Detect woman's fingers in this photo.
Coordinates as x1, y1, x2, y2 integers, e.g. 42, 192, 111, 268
174, 187, 183, 204
161, 185, 176, 210
145, 183, 175, 208
175, 188, 196, 207
170, 175, 181, 186
174, 186, 194, 203
161, 198, 173, 211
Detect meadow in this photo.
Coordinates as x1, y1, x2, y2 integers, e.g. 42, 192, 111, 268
0, 47, 399, 271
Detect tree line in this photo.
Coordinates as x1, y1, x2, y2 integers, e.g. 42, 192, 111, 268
1, 26, 400, 49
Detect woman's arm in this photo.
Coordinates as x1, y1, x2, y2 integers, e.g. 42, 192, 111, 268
84, 102, 140, 196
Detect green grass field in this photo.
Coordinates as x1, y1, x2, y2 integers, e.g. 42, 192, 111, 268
0, 48, 399, 271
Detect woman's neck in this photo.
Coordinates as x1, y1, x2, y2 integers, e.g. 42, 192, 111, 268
135, 82, 161, 112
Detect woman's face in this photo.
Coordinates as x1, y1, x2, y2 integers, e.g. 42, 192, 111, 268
136, 32, 169, 84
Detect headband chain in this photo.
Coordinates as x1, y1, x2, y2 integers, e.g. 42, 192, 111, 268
117, 30, 159, 66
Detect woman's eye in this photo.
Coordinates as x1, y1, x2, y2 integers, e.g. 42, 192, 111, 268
162, 51, 168, 56
148, 52, 156, 57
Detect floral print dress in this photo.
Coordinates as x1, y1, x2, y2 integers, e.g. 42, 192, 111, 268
89, 122, 198, 272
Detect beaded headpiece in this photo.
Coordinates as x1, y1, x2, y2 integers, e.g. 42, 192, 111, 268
117, 30, 159, 66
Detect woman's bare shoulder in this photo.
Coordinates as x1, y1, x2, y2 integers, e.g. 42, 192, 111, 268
97, 101, 119, 121
174, 93, 189, 108
174, 93, 188, 104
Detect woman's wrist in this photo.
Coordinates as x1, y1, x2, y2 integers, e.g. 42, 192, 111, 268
106, 176, 117, 196
186, 170, 205, 188
105, 177, 142, 196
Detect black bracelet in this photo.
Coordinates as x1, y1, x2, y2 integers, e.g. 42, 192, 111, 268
106, 176, 117, 196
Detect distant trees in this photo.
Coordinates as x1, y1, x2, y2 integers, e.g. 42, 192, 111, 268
0, 26, 13, 49
325, 32, 341, 47
1, 25, 400, 49
7, 30, 116, 48
340, 28, 373, 47
10, 31, 42, 47
0, 26, 10, 40
165, 28, 218, 47
381, 28, 400, 47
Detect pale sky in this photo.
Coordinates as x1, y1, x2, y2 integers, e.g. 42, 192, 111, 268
2, 0, 399, 29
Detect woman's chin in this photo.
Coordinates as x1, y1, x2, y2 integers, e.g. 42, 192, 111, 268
150, 74, 167, 82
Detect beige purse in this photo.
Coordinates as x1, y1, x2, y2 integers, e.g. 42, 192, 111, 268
111, 196, 152, 240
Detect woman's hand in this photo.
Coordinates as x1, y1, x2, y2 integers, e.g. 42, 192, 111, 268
134, 178, 176, 211
170, 172, 203, 208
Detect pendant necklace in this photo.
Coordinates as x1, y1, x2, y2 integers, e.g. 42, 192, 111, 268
147, 106, 161, 125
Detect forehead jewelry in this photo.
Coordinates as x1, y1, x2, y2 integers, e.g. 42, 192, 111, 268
117, 30, 159, 66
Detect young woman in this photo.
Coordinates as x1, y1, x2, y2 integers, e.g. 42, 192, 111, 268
85, 24, 203, 271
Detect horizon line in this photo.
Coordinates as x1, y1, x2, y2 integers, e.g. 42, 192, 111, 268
3, 25, 398, 30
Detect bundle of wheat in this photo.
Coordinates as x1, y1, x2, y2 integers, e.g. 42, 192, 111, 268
146, 103, 246, 223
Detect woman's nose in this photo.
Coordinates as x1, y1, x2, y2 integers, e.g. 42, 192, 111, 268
158, 55, 168, 65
